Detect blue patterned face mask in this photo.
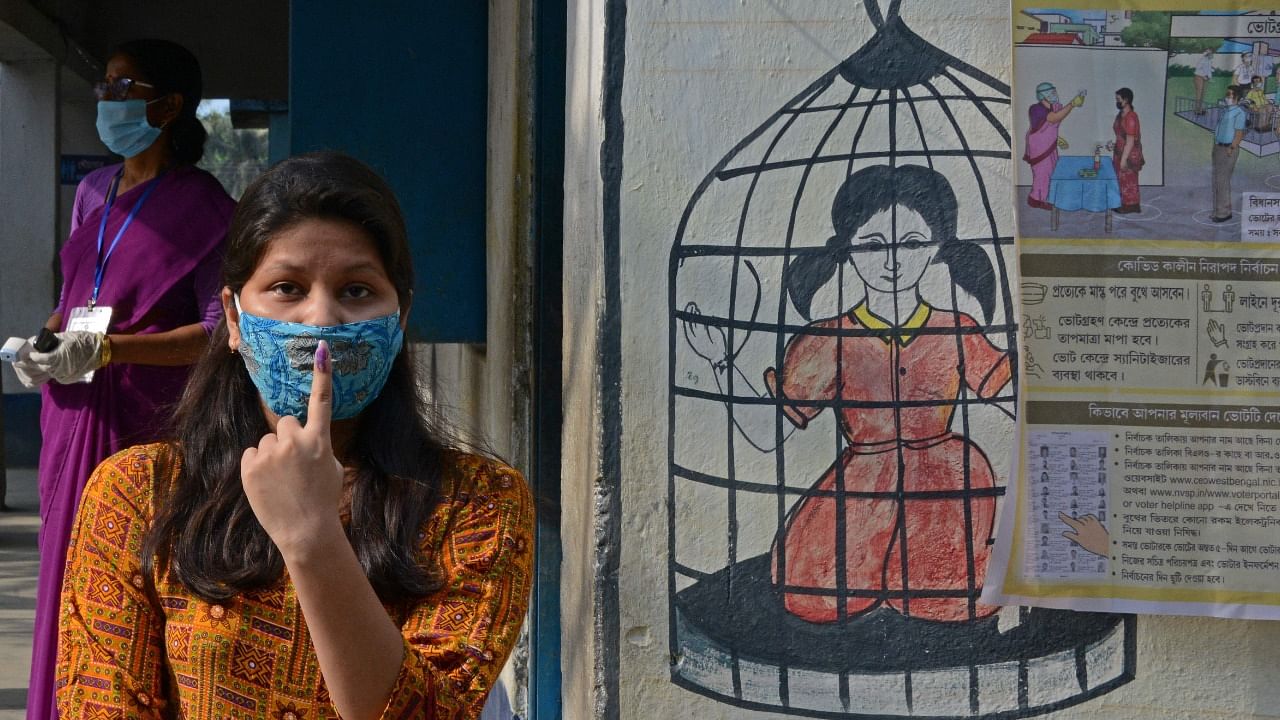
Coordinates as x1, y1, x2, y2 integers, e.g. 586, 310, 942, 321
234, 296, 405, 422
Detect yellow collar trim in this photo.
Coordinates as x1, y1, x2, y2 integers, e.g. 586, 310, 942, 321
852, 301, 932, 346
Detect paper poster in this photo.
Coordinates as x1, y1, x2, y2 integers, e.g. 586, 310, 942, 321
985, 1, 1280, 619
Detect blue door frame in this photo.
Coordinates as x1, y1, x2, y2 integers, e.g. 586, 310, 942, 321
530, 0, 566, 717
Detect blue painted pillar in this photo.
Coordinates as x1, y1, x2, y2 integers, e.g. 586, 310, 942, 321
290, 3, 488, 342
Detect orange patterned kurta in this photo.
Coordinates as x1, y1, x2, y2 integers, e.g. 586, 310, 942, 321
55, 443, 534, 720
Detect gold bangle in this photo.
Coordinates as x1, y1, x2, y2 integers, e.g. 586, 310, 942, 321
99, 334, 112, 368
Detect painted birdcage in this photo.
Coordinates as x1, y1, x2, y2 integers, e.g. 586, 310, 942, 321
666, 2, 1135, 717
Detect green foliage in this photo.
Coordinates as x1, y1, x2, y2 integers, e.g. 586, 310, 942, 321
197, 111, 269, 200
1120, 11, 1217, 53
1121, 11, 1170, 48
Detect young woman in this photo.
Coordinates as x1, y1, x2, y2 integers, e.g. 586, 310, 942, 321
765, 164, 1012, 624
16, 39, 235, 720
55, 153, 533, 720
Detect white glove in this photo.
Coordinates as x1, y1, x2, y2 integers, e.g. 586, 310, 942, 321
11, 338, 52, 388
27, 331, 105, 384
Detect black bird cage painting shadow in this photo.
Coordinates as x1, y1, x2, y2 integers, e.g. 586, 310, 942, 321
665, 2, 1136, 718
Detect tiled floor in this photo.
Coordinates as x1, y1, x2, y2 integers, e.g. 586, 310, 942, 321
0, 470, 39, 720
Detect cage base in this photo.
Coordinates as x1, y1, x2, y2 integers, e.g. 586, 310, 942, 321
672, 554, 1135, 718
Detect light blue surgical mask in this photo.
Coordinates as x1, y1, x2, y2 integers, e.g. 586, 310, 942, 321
234, 296, 405, 422
96, 99, 162, 158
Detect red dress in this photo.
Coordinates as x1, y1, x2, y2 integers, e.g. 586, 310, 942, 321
767, 302, 1011, 623
1112, 110, 1142, 208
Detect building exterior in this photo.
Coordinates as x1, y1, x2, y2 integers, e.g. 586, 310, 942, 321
1015, 10, 1047, 44
1023, 32, 1087, 46
1046, 22, 1101, 45
1104, 10, 1133, 46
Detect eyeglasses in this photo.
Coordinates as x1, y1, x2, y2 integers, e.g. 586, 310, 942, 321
93, 77, 156, 101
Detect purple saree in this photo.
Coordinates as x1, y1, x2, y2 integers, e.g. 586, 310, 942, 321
1024, 102, 1062, 203
28, 163, 233, 720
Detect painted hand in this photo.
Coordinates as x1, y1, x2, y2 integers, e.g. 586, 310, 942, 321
241, 341, 345, 557
682, 302, 731, 373
1056, 136, 1069, 150
1071, 93, 1085, 107
1060, 512, 1110, 557
26, 331, 103, 384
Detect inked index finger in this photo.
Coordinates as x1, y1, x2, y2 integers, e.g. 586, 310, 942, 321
307, 340, 333, 436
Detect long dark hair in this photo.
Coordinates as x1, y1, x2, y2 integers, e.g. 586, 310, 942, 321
114, 39, 208, 164
783, 164, 995, 322
142, 152, 460, 604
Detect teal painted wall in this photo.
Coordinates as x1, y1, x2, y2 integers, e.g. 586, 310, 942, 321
289, 3, 489, 342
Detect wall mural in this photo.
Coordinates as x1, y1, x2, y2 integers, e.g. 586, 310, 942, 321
667, 1, 1136, 717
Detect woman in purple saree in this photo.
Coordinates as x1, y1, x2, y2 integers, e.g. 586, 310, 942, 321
1023, 82, 1083, 211
13, 40, 234, 720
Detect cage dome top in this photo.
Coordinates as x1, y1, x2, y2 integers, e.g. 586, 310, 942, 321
840, 1, 976, 91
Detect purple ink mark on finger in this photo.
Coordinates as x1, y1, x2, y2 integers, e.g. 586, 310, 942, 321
315, 340, 330, 373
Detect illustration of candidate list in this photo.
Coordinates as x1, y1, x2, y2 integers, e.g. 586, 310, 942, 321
1024, 431, 1111, 580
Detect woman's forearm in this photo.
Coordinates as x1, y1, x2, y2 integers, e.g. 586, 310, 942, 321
283, 523, 407, 720
107, 323, 210, 366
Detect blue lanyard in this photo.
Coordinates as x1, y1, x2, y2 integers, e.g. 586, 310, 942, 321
90, 171, 164, 308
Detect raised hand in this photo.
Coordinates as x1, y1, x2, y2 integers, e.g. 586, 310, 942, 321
1207, 318, 1228, 348
241, 340, 346, 557
682, 302, 731, 372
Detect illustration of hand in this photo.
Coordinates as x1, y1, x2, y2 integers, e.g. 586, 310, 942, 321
682, 302, 731, 372
1207, 318, 1228, 348
1056, 137, 1069, 150
1105, 141, 1116, 152
1071, 93, 1085, 107
1060, 512, 1110, 557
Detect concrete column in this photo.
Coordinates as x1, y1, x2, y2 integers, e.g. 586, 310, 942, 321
0, 57, 58, 393
561, 0, 611, 717
0, 55, 58, 501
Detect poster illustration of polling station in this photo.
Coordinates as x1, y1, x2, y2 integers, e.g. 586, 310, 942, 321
984, 2, 1280, 619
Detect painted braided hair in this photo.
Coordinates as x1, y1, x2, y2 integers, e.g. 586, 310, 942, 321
783, 164, 995, 323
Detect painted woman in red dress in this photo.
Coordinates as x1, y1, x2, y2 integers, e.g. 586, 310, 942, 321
1110, 87, 1143, 214
764, 164, 1012, 624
